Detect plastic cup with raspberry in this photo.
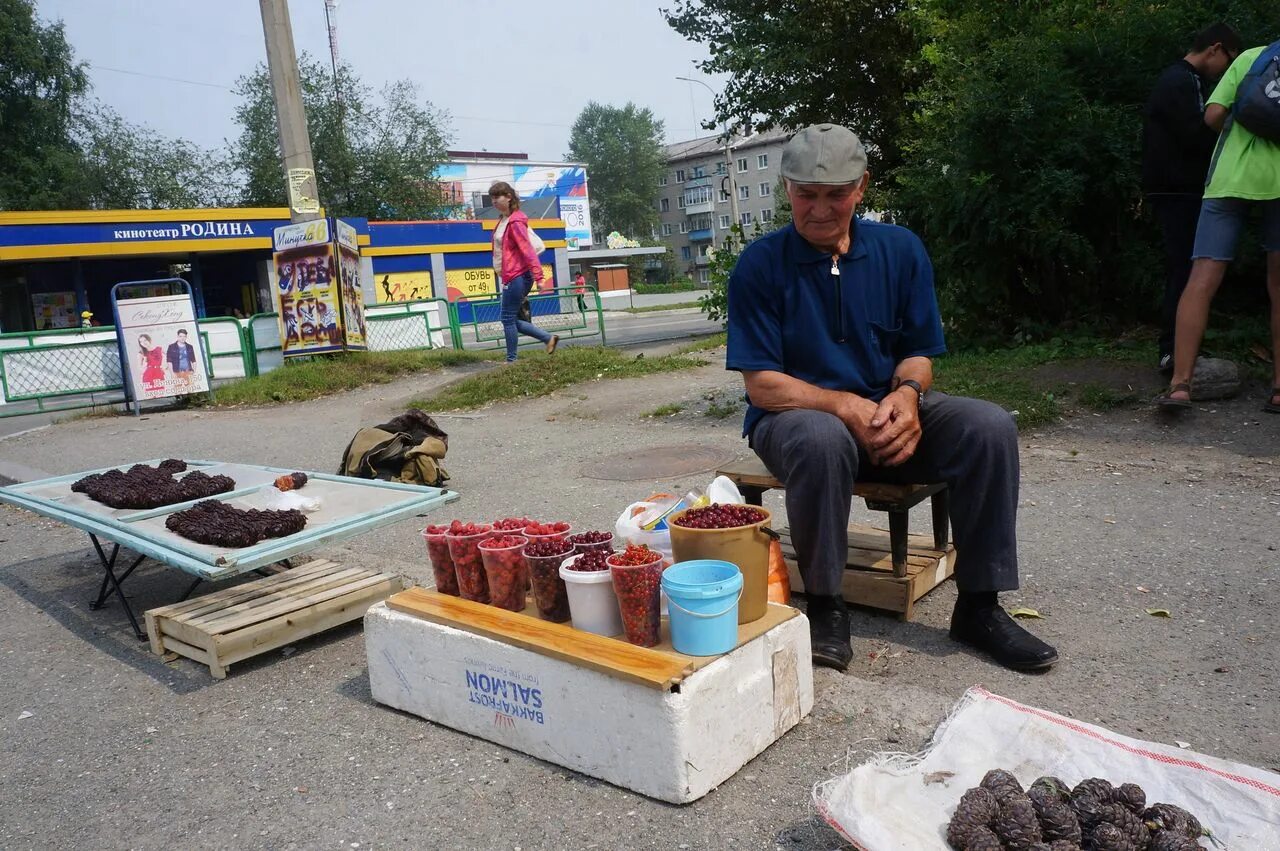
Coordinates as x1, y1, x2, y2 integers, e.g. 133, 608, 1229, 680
478, 534, 530, 612
444, 521, 494, 603
523, 520, 572, 547
567, 529, 614, 555
421, 524, 459, 596
524, 538, 574, 622
493, 516, 536, 532
607, 544, 665, 647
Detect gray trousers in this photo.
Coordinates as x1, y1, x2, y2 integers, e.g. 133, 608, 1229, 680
750, 392, 1020, 597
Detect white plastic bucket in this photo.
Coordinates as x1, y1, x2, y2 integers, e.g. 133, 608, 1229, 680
559, 554, 624, 637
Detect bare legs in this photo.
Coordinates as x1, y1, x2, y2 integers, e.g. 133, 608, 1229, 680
1269, 252, 1280, 402
1168, 258, 1230, 402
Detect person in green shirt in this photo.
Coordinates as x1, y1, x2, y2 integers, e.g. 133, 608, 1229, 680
1159, 44, 1280, 414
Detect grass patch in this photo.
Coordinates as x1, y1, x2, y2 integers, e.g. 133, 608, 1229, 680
634, 281, 696, 294
678, 332, 727, 354
644, 402, 685, 418
704, 400, 740, 419
207, 348, 496, 407
933, 335, 1148, 429
620, 301, 701, 313
413, 346, 703, 412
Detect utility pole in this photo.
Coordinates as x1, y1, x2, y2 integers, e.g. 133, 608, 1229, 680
259, 0, 321, 223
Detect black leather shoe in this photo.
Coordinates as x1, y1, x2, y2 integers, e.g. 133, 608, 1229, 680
806, 596, 853, 671
950, 605, 1059, 672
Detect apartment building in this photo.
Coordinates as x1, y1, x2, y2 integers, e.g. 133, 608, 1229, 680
655, 128, 790, 283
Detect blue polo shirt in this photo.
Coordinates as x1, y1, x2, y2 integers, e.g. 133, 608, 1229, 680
726, 219, 946, 438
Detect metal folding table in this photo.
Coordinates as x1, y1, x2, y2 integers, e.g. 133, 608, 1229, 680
0, 460, 459, 639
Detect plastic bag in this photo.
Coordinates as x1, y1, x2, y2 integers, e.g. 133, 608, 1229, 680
615, 501, 673, 563
815, 686, 1280, 850
767, 538, 791, 604
259, 487, 322, 513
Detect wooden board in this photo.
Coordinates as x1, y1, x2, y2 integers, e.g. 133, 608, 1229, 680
780, 523, 955, 621
145, 559, 403, 679
386, 586, 799, 692
715, 456, 932, 503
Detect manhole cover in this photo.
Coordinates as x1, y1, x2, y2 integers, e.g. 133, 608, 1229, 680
582, 444, 735, 482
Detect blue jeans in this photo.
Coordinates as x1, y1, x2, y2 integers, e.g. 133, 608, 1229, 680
500, 271, 551, 361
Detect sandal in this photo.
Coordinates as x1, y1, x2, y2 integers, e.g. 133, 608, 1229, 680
1156, 382, 1192, 409
1264, 387, 1280, 415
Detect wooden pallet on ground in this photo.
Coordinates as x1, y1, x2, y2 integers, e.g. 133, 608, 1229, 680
779, 523, 955, 621
145, 559, 402, 679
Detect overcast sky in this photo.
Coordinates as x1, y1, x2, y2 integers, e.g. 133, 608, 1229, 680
37, 0, 725, 162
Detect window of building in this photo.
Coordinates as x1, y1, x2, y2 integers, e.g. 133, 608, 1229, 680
757, 153, 768, 169
761, 208, 774, 222
659, 175, 668, 186
678, 221, 688, 234
691, 165, 705, 179
681, 246, 692, 261
740, 211, 754, 226
676, 168, 686, 182
660, 198, 669, 213
699, 269, 711, 284
738, 184, 750, 201
718, 188, 729, 203
715, 161, 726, 175
661, 223, 673, 236
718, 215, 730, 229
678, 194, 685, 209
759, 182, 771, 196
736, 157, 748, 173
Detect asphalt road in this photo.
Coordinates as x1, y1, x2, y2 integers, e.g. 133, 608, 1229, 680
1, 353, 1276, 850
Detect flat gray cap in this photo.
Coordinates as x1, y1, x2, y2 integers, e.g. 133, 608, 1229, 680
781, 123, 868, 184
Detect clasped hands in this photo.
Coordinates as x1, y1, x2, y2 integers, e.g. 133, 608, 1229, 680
838, 388, 921, 467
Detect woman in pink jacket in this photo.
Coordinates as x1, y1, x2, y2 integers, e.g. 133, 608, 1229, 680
490, 181, 558, 362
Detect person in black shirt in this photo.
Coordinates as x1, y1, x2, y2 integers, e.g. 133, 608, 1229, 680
1142, 22, 1241, 372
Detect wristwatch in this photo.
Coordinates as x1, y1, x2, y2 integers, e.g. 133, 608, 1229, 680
894, 378, 924, 406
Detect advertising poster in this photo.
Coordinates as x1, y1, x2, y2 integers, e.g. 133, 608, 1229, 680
375, 270, 434, 303
334, 219, 368, 350
272, 219, 345, 356
444, 266, 554, 302
30, 291, 78, 330
116, 294, 209, 401
435, 161, 592, 247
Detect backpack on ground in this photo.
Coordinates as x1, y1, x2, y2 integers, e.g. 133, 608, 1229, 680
1232, 40, 1280, 142
338, 409, 450, 488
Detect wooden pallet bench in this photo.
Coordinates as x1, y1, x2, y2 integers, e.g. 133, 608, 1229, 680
145, 559, 403, 679
716, 457, 954, 620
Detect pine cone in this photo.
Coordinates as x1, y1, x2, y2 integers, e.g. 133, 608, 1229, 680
981, 768, 1025, 802
1091, 802, 1150, 850
1032, 797, 1082, 844
1149, 829, 1202, 851
1072, 777, 1115, 803
1029, 776, 1071, 804
993, 795, 1043, 850
1142, 803, 1204, 839
1048, 842, 1083, 851
1112, 782, 1146, 814
961, 827, 1003, 851
1070, 791, 1108, 832
1088, 823, 1135, 851
947, 787, 1001, 849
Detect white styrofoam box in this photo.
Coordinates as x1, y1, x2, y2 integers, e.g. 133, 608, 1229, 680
365, 602, 813, 804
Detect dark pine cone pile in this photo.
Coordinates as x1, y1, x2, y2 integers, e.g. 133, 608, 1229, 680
72, 460, 235, 509
946, 769, 1212, 850
165, 499, 306, 548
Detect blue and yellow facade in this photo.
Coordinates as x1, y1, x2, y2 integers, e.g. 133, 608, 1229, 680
0, 208, 567, 332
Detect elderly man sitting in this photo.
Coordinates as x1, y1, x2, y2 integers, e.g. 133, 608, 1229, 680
726, 124, 1058, 673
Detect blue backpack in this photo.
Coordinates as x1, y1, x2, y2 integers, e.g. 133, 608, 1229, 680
1232, 40, 1280, 142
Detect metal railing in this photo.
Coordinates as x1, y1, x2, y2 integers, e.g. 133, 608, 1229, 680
453, 286, 604, 351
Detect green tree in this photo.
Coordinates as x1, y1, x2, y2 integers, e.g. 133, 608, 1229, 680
894, 0, 1276, 336
0, 0, 88, 209
568, 102, 666, 239
663, 0, 920, 178
231, 54, 452, 219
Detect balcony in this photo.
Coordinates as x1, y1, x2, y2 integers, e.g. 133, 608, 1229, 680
688, 228, 714, 242
680, 180, 714, 215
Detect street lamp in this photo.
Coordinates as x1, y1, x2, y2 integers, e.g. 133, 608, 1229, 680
675, 76, 740, 232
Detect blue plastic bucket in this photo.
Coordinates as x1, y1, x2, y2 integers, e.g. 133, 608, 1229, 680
661, 560, 743, 656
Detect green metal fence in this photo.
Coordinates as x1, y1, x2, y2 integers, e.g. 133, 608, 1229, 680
453, 286, 605, 351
